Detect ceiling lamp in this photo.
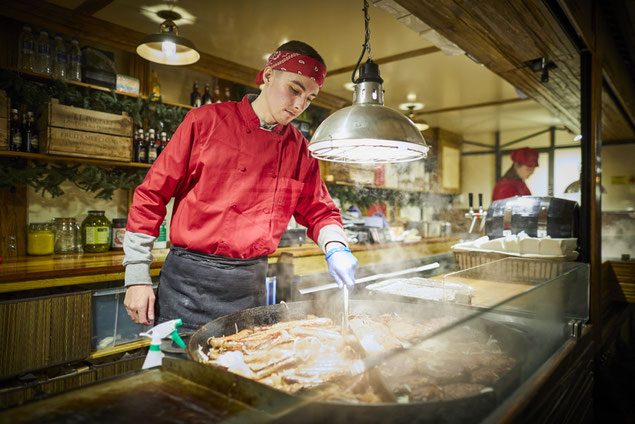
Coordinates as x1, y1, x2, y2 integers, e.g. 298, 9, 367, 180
309, 0, 429, 163
399, 95, 429, 132
137, 10, 200, 66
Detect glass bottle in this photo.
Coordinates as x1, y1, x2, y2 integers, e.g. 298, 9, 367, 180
202, 83, 212, 105
154, 219, 168, 248
213, 79, 222, 103
158, 131, 167, 156
28, 112, 39, 153
27, 223, 55, 255
35, 29, 52, 75
22, 111, 32, 153
110, 218, 127, 250
224, 86, 232, 102
81, 210, 112, 253
68, 37, 82, 81
52, 34, 67, 79
190, 81, 202, 107
141, 129, 149, 163
9, 109, 23, 152
133, 128, 143, 162
150, 70, 161, 97
147, 129, 157, 164
18, 25, 35, 72
53, 217, 78, 254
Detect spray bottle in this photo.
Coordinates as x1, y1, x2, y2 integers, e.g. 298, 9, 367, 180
141, 319, 186, 369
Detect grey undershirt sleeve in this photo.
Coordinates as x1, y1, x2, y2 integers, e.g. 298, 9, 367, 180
122, 231, 156, 286
317, 224, 349, 253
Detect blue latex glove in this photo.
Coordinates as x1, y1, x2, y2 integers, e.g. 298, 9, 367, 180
325, 247, 358, 289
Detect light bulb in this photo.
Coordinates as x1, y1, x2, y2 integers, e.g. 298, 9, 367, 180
162, 40, 176, 57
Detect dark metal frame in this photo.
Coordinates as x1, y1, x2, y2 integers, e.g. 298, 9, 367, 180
462, 126, 574, 194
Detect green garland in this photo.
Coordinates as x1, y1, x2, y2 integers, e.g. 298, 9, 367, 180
326, 183, 449, 209
0, 158, 148, 200
0, 70, 190, 199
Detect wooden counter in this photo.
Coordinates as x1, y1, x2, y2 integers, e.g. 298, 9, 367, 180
0, 237, 460, 293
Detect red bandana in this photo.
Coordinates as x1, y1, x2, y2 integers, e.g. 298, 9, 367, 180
255, 51, 327, 89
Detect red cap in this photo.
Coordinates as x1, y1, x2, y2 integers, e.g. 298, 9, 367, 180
511, 147, 539, 167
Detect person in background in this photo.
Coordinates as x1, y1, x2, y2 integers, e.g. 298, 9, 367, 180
123, 41, 358, 331
492, 147, 539, 201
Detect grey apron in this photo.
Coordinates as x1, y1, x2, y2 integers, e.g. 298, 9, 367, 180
156, 246, 268, 332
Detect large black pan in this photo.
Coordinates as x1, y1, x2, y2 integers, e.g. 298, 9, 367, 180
187, 300, 529, 424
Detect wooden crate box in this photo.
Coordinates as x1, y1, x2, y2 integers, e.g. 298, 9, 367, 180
39, 99, 133, 162
327, 162, 376, 186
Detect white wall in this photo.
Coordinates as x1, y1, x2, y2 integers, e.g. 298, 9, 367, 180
461, 154, 496, 208
28, 182, 128, 225
602, 144, 635, 211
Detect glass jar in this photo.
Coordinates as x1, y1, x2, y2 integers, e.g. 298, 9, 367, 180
53, 217, 79, 254
27, 223, 55, 255
81, 210, 112, 253
111, 218, 127, 250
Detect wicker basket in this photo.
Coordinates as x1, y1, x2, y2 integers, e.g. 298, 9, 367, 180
453, 249, 573, 276
453, 250, 511, 270
451, 251, 580, 286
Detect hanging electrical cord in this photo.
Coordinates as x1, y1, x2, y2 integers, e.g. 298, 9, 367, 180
352, 0, 372, 83
308, 0, 429, 163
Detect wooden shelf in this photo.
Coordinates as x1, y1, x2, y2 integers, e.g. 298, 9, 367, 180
0, 150, 151, 168
326, 180, 439, 194
1, 65, 194, 110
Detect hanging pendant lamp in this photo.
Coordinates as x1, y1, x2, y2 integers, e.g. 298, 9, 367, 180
137, 10, 200, 66
309, 0, 429, 163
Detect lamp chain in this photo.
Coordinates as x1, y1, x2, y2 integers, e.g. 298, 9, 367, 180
363, 0, 371, 60
352, 0, 373, 83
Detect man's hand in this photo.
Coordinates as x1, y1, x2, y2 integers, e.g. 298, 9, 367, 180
124, 284, 155, 326
326, 249, 358, 290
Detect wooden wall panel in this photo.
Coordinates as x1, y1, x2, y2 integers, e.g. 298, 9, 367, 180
0, 291, 91, 379
0, 186, 27, 258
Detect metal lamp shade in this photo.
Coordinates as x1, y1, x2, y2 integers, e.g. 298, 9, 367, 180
309, 103, 429, 163
136, 33, 200, 66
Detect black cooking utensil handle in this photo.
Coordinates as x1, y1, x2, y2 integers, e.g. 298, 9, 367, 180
469, 193, 473, 208
478, 193, 483, 208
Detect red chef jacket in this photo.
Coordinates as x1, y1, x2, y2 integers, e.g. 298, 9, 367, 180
492, 177, 531, 201
127, 96, 343, 259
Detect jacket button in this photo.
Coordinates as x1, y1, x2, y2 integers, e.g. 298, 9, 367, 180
246, 129, 252, 134
240, 167, 247, 172
263, 208, 270, 214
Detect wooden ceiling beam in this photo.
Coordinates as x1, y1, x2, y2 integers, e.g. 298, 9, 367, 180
0, 0, 350, 111
414, 97, 530, 116
73, 0, 115, 16
327, 46, 441, 77
395, 0, 582, 133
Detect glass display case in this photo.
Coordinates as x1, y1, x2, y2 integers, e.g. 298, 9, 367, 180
4, 258, 590, 423
183, 257, 590, 423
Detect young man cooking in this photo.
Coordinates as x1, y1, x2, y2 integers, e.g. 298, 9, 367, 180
123, 41, 358, 331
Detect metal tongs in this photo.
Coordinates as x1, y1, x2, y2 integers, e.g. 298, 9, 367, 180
299, 263, 440, 295
342, 285, 349, 337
